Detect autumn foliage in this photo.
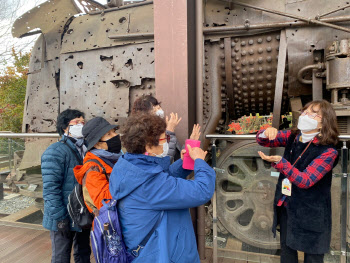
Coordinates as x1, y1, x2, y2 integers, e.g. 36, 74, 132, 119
0, 48, 30, 132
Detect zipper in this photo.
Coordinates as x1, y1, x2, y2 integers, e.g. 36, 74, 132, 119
67, 202, 75, 227
74, 187, 84, 213
95, 216, 103, 233
91, 231, 100, 263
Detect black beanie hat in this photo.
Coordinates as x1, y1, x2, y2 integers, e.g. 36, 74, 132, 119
83, 117, 117, 150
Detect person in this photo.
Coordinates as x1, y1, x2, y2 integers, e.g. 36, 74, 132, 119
41, 109, 91, 263
74, 117, 122, 214
109, 113, 216, 262
256, 100, 339, 263
132, 95, 201, 161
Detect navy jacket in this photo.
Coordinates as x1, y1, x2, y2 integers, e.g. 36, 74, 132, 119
110, 154, 216, 263
273, 133, 338, 254
41, 136, 83, 231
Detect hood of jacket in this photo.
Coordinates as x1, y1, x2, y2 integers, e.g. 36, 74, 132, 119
73, 151, 113, 184
110, 153, 171, 200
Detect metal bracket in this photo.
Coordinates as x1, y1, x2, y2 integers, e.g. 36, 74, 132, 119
213, 167, 225, 174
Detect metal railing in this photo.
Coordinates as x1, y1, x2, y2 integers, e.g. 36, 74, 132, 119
206, 133, 350, 263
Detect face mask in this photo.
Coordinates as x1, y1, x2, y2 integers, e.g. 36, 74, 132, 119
155, 142, 169, 158
297, 115, 319, 132
155, 109, 164, 118
101, 135, 121, 154
68, 124, 84, 139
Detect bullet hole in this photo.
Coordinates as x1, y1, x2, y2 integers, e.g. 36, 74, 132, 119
103, 101, 107, 104
119, 17, 127, 24
137, 48, 142, 51
125, 59, 133, 69
67, 29, 73, 34
84, 39, 86, 42
106, 29, 110, 33
77, 62, 83, 69
65, 55, 74, 61
100, 55, 113, 61
150, 60, 154, 64
115, 119, 118, 122
150, 47, 154, 52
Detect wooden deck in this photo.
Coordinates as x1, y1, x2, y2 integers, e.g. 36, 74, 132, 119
0, 221, 95, 263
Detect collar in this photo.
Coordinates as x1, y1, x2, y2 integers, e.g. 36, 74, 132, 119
298, 132, 320, 144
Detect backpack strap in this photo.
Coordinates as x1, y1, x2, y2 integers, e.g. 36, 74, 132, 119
131, 211, 165, 257
84, 159, 109, 182
61, 138, 83, 165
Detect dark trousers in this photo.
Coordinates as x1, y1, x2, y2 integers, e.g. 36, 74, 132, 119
50, 229, 91, 263
280, 206, 324, 263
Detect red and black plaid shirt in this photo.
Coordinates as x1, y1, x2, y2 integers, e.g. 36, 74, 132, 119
256, 129, 338, 205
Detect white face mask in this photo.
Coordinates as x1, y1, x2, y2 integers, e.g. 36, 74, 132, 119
155, 109, 164, 118
68, 124, 84, 139
297, 115, 319, 132
155, 142, 169, 158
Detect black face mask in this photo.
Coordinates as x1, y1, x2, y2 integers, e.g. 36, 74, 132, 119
101, 134, 121, 154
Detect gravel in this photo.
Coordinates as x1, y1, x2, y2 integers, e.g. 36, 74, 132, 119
0, 194, 35, 215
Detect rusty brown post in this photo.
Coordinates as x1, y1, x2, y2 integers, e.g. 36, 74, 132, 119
153, 0, 191, 145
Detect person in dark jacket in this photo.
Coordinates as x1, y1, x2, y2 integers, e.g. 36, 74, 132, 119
256, 100, 339, 263
109, 113, 215, 262
41, 109, 91, 263
132, 95, 201, 162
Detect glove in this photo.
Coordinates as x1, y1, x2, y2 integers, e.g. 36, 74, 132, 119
57, 218, 71, 238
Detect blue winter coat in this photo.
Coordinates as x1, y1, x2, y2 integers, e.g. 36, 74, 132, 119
109, 153, 216, 263
41, 136, 82, 231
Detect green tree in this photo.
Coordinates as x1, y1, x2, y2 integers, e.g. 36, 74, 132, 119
0, 48, 30, 132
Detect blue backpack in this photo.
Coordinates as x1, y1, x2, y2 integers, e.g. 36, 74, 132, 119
91, 199, 134, 263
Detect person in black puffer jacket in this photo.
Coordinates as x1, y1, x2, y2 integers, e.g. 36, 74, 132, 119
256, 100, 339, 263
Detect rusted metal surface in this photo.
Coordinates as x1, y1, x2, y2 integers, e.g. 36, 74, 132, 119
89, 0, 153, 15
272, 30, 287, 129
224, 38, 235, 118
203, 15, 350, 34
221, 0, 350, 33
60, 42, 155, 126
196, 0, 204, 133
61, 4, 154, 53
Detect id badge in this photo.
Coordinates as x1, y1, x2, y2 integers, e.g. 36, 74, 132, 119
281, 178, 292, 196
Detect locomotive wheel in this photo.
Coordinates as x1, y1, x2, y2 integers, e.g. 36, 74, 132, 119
216, 140, 284, 250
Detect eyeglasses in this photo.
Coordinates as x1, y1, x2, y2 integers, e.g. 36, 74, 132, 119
159, 134, 171, 143
69, 120, 85, 125
300, 110, 322, 119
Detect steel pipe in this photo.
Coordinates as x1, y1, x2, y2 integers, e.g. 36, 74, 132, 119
220, 0, 350, 33
318, 4, 350, 18
297, 63, 325, 85
108, 32, 154, 39
0, 133, 60, 138
204, 15, 350, 34
206, 134, 350, 140
196, 0, 204, 130
89, 1, 153, 15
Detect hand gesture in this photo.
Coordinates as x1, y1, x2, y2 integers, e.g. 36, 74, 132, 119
189, 124, 201, 140
258, 151, 282, 163
166, 112, 182, 132
187, 145, 207, 161
264, 127, 278, 140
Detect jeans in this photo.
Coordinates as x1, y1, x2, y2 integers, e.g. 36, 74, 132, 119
50, 229, 91, 263
279, 206, 324, 263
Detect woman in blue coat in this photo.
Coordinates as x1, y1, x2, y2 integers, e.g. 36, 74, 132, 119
109, 113, 216, 263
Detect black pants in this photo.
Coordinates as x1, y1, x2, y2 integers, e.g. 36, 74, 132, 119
50, 229, 91, 263
279, 206, 324, 263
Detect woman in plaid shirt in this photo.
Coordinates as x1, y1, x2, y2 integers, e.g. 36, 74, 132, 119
256, 100, 339, 263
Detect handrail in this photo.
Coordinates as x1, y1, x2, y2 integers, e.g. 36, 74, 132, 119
0, 133, 60, 138
205, 134, 350, 140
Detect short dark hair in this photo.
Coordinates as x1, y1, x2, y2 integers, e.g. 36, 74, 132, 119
121, 113, 166, 154
132, 95, 161, 114
56, 109, 85, 135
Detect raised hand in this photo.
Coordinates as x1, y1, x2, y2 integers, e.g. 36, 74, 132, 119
258, 151, 282, 163
189, 124, 201, 140
166, 112, 182, 132
187, 145, 207, 161
264, 127, 278, 140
